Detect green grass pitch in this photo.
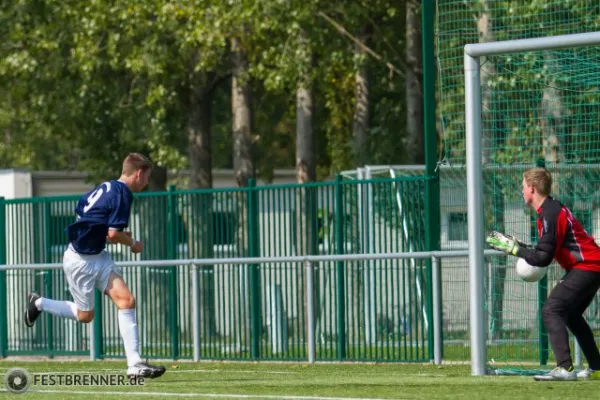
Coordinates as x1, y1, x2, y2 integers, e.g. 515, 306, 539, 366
1, 360, 598, 399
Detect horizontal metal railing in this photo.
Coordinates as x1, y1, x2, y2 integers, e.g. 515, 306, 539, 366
0, 249, 504, 364
0, 249, 502, 270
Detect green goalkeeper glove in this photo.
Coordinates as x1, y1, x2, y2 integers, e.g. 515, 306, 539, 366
486, 231, 527, 256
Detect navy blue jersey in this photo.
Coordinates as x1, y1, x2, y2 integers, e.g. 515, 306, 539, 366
66, 180, 133, 255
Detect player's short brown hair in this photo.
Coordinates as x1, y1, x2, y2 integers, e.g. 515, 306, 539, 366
523, 167, 552, 196
122, 153, 153, 176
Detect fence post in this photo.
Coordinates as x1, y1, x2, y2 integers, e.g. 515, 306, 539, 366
167, 185, 179, 359
422, 0, 441, 362
0, 197, 7, 358
306, 260, 316, 363
43, 202, 54, 358
364, 168, 376, 345
192, 264, 200, 362
248, 179, 261, 359
334, 175, 346, 360
432, 256, 442, 365
92, 289, 103, 360
535, 159, 549, 365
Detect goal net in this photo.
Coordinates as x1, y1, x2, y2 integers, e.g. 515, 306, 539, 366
465, 36, 600, 375
436, 0, 600, 375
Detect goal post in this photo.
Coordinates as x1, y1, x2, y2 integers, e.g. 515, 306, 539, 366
465, 31, 600, 376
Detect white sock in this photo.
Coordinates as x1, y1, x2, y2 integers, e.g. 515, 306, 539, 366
118, 309, 142, 367
36, 298, 78, 320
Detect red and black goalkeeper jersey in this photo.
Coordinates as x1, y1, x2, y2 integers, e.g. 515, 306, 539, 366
516, 197, 600, 272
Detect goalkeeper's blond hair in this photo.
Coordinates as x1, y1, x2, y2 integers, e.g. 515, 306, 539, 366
523, 167, 552, 196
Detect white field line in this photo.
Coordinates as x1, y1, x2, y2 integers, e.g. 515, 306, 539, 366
0, 389, 405, 400
0, 368, 296, 375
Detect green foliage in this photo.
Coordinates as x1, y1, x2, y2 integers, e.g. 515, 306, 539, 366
1, 0, 409, 182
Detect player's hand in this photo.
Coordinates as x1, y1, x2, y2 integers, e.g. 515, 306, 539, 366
131, 240, 144, 254
123, 231, 132, 238
486, 231, 525, 256
106, 235, 118, 244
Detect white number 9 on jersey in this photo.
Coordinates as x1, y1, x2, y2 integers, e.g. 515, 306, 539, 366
83, 182, 111, 213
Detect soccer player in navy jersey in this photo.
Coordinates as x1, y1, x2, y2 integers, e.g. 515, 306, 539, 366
24, 153, 165, 379
487, 167, 600, 381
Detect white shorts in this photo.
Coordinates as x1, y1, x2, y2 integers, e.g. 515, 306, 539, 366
63, 245, 122, 311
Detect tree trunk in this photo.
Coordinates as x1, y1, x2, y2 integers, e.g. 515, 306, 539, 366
188, 84, 213, 189
351, 27, 373, 344
187, 77, 216, 338
477, 4, 507, 340
405, 0, 424, 164
296, 86, 316, 185
542, 53, 569, 215
477, 9, 495, 167
231, 35, 255, 348
404, 3, 426, 337
296, 80, 318, 334
541, 54, 565, 165
231, 36, 255, 188
148, 165, 167, 192
353, 29, 370, 168
295, 31, 318, 342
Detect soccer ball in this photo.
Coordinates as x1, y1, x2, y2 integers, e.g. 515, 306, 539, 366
515, 258, 547, 283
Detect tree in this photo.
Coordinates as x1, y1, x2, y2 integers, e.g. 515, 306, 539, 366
187, 71, 216, 189
296, 38, 317, 185
231, 35, 255, 188
231, 26, 255, 348
352, 26, 371, 168
404, 0, 424, 164
474, 0, 510, 340
541, 53, 565, 164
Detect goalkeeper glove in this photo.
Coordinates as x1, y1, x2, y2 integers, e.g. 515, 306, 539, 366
486, 231, 527, 256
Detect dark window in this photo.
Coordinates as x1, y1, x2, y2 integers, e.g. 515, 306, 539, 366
448, 212, 468, 241
177, 211, 237, 246
212, 211, 236, 246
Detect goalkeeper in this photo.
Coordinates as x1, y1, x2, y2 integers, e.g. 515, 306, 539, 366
487, 167, 600, 381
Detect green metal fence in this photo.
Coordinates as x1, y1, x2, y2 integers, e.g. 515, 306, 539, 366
0, 176, 432, 362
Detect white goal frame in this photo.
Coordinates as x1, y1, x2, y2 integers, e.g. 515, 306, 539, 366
465, 31, 600, 376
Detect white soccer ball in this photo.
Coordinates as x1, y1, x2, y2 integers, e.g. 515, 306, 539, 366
515, 258, 547, 283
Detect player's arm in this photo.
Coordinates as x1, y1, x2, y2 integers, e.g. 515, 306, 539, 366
107, 229, 134, 246
517, 209, 568, 267
107, 229, 143, 253
487, 228, 555, 267
107, 231, 131, 243
514, 235, 555, 267
514, 209, 565, 267
107, 190, 143, 253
